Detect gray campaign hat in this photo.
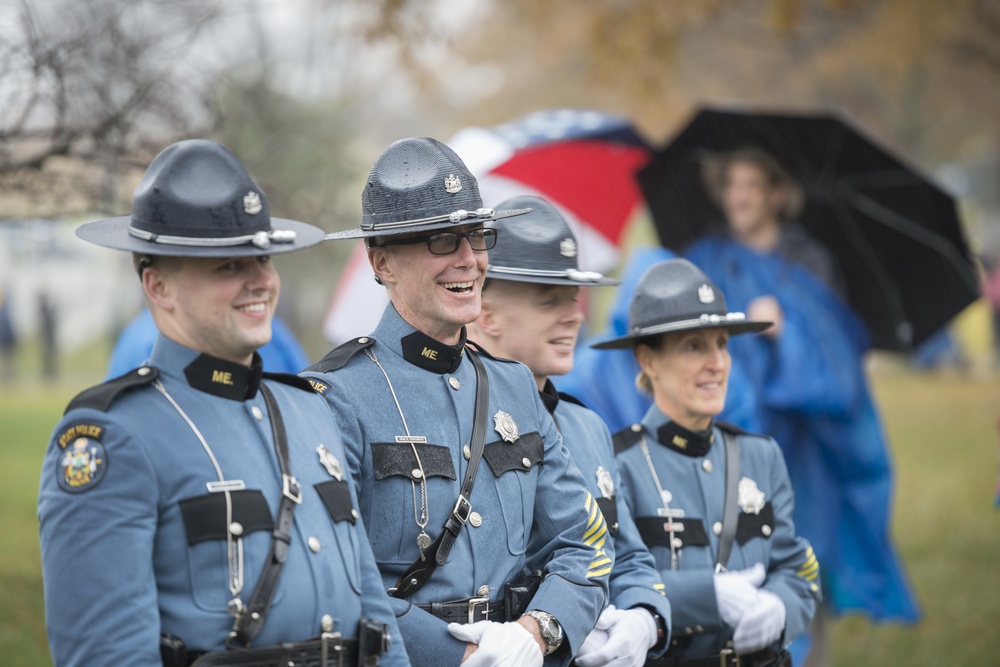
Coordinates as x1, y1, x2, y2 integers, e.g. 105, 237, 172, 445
591, 258, 771, 349
485, 195, 620, 286
76, 139, 325, 257
326, 137, 529, 241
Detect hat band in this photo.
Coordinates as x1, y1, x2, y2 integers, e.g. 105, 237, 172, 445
489, 265, 607, 283
128, 225, 297, 250
362, 207, 496, 232
631, 312, 748, 336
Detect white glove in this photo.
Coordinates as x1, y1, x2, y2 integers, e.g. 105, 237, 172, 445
714, 563, 766, 627
448, 620, 543, 667
733, 589, 786, 653
575, 606, 658, 667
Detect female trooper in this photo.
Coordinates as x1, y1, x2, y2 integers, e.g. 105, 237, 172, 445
592, 258, 820, 667
38, 140, 407, 667
471, 195, 672, 667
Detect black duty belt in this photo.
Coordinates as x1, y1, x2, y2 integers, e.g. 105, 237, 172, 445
646, 648, 790, 667
418, 596, 507, 624
189, 635, 361, 667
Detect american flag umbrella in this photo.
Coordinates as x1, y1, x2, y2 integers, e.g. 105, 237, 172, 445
323, 109, 653, 344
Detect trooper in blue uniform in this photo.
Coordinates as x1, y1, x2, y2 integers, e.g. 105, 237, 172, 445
470, 195, 672, 667
37, 140, 408, 667
302, 138, 611, 667
591, 259, 820, 667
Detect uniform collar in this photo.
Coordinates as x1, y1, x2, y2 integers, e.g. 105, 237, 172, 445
376, 303, 468, 374
539, 378, 559, 414
642, 403, 715, 458
148, 335, 265, 400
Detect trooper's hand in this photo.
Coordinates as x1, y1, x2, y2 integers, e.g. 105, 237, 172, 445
575, 606, 658, 667
448, 620, 543, 667
733, 589, 786, 653
714, 563, 766, 627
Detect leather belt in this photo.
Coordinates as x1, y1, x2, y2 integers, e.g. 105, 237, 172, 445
188, 635, 361, 667
418, 596, 507, 624
645, 648, 787, 667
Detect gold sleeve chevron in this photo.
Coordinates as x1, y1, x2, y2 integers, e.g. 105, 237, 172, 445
653, 582, 666, 596
583, 492, 613, 579
796, 547, 820, 582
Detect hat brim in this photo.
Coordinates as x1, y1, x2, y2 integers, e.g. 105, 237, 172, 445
485, 267, 621, 287
590, 317, 773, 349
76, 215, 326, 257
325, 207, 530, 241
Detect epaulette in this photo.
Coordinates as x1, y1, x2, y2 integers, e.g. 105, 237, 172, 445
612, 424, 644, 455
64, 366, 160, 415
715, 420, 751, 436
557, 391, 587, 409
262, 372, 314, 393
304, 337, 376, 374
465, 340, 518, 364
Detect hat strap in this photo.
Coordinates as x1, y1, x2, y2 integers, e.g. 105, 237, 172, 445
361, 207, 495, 232
488, 265, 606, 283
128, 226, 297, 250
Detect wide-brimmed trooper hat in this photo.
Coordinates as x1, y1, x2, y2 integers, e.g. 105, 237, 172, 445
325, 137, 529, 241
485, 195, 620, 287
76, 139, 325, 257
591, 258, 771, 349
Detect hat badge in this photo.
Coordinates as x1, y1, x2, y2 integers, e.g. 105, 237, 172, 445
444, 173, 463, 194
559, 238, 578, 258
244, 191, 263, 215
697, 283, 715, 304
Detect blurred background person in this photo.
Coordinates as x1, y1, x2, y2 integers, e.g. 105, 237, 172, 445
683, 148, 920, 665
594, 258, 820, 667
0, 285, 17, 384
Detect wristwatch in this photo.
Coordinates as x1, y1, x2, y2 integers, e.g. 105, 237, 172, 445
523, 609, 563, 655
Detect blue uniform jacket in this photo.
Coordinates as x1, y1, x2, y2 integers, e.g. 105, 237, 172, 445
302, 304, 611, 667
531, 385, 671, 656
614, 404, 820, 659
38, 335, 408, 667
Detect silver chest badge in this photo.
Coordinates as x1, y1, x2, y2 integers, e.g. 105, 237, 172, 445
595, 466, 615, 499
243, 191, 263, 215
737, 477, 766, 514
444, 173, 462, 193
493, 410, 520, 443
697, 283, 715, 304
316, 444, 343, 481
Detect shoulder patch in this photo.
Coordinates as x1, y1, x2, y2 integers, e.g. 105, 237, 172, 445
557, 391, 587, 408
612, 424, 644, 455
55, 423, 109, 493
304, 337, 376, 374
305, 378, 333, 396
64, 366, 160, 414
262, 372, 314, 393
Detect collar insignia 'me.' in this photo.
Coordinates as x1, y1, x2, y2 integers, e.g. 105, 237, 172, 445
316, 444, 344, 481
738, 477, 766, 514
493, 410, 520, 443
697, 283, 715, 304
596, 466, 615, 499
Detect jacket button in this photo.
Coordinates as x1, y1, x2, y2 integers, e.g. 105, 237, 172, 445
713, 522, 722, 535
702, 460, 713, 473
308, 536, 322, 553
449, 377, 461, 390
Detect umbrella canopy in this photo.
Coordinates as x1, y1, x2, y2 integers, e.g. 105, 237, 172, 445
638, 106, 980, 351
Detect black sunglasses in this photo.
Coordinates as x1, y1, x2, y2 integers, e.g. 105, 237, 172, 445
376, 228, 498, 255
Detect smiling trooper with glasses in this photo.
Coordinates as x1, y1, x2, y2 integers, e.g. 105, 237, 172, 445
302, 137, 612, 667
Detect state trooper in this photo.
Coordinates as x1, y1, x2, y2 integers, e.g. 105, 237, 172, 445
301, 138, 611, 667
469, 195, 672, 667
592, 259, 821, 667
38, 140, 408, 667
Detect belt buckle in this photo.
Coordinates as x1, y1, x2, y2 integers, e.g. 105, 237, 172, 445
282, 474, 303, 504
321, 630, 344, 667
467, 596, 490, 624
452, 494, 472, 524
719, 648, 739, 667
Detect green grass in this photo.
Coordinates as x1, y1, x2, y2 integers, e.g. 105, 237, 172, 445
1, 352, 998, 666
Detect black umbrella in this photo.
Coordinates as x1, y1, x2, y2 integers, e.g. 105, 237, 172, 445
637, 106, 980, 352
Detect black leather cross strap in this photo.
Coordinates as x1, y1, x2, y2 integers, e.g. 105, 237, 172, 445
391, 348, 489, 599
229, 383, 302, 646
715, 429, 741, 572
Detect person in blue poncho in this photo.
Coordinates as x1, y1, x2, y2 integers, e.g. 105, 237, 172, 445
683, 148, 920, 665
106, 305, 310, 379
558, 246, 761, 436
